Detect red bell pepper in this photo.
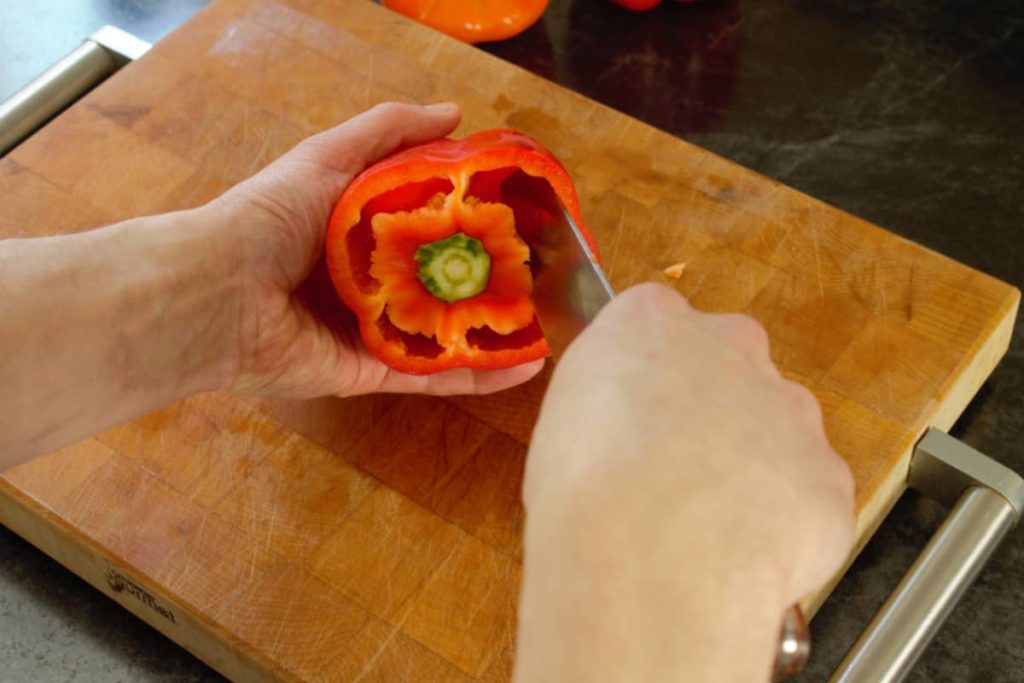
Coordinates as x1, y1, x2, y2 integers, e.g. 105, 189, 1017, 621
609, 0, 698, 9
611, 0, 663, 9
325, 129, 598, 375
382, 0, 549, 44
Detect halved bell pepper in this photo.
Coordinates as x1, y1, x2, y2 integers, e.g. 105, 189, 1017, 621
325, 129, 598, 375
382, 0, 549, 44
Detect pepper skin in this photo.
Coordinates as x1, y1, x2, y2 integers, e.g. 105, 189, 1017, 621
325, 129, 599, 375
382, 0, 549, 44
611, 0, 663, 9
609, 0, 700, 10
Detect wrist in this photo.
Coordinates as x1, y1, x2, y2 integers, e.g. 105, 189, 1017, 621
0, 210, 246, 462
95, 205, 245, 397
519, 488, 789, 682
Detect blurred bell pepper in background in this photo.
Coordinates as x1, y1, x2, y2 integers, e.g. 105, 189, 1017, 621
610, 0, 663, 9
381, 0, 550, 43
610, 0, 700, 9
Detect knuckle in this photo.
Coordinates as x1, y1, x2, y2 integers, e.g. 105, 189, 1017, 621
717, 314, 770, 355
817, 456, 857, 526
366, 101, 409, 125
370, 101, 404, 116
622, 282, 687, 308
736, 315, 770, 348
606, 284, 691, 327
784, 379, 821, 416
816, 445, 856, 519
834, 455, 857, 509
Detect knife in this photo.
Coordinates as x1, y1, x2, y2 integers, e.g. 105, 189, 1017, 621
522, 187, 614, 357
520, 183, 810, 682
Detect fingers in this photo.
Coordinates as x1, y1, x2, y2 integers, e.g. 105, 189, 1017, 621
374, 358, 546, 396
579, 284, 776, 372
777, 392, 856, 601
565, 283, 689, 358
597, 283, 692, 325
701, 313, 775, 369
465, 360, 547, 395
302, 102, 461, 177
787, 466, 856, 600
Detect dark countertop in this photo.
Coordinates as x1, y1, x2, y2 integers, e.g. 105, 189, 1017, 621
1, 1, 1021, 681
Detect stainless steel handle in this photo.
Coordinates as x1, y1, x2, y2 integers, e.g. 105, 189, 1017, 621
831, 428, 1024, 682
0, 25, 149, 156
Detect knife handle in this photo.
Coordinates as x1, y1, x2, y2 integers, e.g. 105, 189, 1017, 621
773, 604, 810, 681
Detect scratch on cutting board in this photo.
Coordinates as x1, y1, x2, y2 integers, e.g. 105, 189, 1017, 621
580, 101, 600, 127
765, 223, 794, 265
464, 575, 499, 627
248, 519, 261, 582
351, 627, 402, 683
268, 578, 302, 654
244, 482, 275, 584
250, 118, 275, 173
363, 52, 375, 109
745, 269, 758, 305
69, 468, 106, 528
884, 366, 895, 407
811, 220, 825, 300
211, 23, 244, 57
177, 509, 209, 589
420, 32, 446, 70
241, 104, 250, 150
267, 608, 289, 655
302, 610, 344, 656
262, 492, 280, 558
662, 211, 684, 257
115, 521, 127, 560
605, 205, 627, 280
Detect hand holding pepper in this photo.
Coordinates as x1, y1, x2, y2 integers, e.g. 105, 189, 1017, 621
215, 102, 546, 398
0, 103, 543, 465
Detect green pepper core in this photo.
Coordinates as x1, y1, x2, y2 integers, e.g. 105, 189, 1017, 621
415, 233, 491, 303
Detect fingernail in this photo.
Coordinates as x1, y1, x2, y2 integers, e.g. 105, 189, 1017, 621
426, 102, 458, 115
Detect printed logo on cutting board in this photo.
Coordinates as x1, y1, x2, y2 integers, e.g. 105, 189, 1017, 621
105, 568, 177, 624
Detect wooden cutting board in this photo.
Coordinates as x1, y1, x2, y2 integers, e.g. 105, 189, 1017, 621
0, 0, 1018, 680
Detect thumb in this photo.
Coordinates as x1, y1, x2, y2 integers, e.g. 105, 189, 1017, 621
299, 101, 462, 177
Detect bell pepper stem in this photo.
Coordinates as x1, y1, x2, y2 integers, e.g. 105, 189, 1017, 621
415, 232, 491, 303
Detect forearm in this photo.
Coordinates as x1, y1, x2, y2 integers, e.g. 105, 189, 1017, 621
515, 488, 787, 682
0, 207, 241, 467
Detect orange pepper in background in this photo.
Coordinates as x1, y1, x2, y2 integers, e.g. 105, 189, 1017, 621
325, 129, 598, 375
382, 0, 549, 44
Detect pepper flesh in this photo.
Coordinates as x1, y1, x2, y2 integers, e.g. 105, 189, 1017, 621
382, 0, 549, 44
325, 129, 598, 375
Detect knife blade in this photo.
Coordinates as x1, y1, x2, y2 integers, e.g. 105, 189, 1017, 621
517, 185, 615, 358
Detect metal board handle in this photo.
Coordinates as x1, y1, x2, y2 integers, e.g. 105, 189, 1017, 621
831, 428, 1024, 682
0, 25, 149, 156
